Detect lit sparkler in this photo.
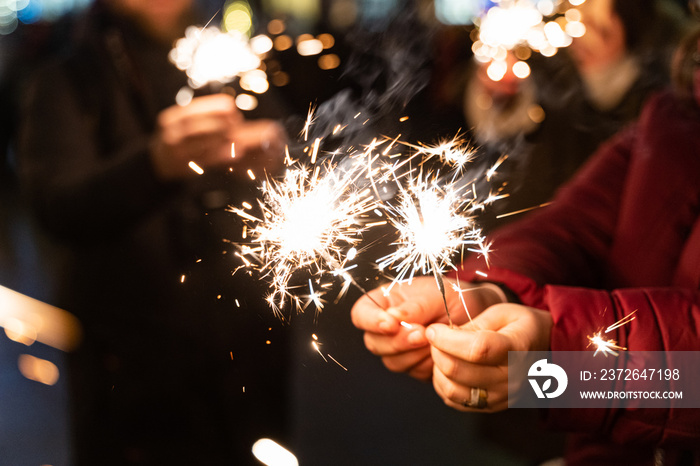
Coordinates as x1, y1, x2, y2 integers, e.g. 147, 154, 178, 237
230, 155, 380, 318
377, 170, 492, 325
587, 310, 637, 357
230, 109, 505, 324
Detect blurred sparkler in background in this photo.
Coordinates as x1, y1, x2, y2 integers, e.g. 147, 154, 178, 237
169, 25, 269, 90
471, 0, 587, 81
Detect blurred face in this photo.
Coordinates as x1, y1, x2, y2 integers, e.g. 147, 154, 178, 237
569, 0, 627, 74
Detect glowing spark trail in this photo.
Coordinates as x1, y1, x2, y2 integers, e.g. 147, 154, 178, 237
588, 310, 637, 357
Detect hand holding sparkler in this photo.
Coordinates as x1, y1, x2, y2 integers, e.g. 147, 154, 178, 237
350, 276, 507, 381
150, 94, 286, 180
427, 302, 552, 413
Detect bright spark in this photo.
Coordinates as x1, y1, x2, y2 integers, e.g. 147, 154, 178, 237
587, 310, 637, 357
588, 333, 627, 357
188, 161, 204, 175
301, 104, 317, 141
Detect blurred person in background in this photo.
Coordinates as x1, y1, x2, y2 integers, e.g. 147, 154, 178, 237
465, 0, 690, 232
16, 0, 291, 464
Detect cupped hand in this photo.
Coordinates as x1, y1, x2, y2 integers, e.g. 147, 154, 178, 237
350, 276, 507, 381
150, 93, 287, 180
427, 302, 552, 412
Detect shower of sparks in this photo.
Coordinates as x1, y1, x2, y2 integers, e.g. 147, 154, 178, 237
587, 310, 637, 357
588, 333, 626, 357
230, 155, 381, 318
406, 135, 478, 174
229, 108, 507, 321
169, 25, 264, 89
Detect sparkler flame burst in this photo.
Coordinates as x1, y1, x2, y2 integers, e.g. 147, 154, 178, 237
231, 155, 380, 317
588, 333, 627, 357
230, 107, 500, 321
378, 175, 486, 291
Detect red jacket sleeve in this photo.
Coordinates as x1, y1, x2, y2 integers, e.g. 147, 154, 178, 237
456, 124, 635, 290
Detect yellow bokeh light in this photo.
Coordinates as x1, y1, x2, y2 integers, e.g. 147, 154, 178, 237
318, 54, 340, 70
565, 8, 582, 22
236, 93, 258, 111
267, 18, 285, 35
317, 33, 335, 49
565, 21, 586, 38
274, 35, 293, 51
486, 60, 507, 81
18, 354, 59, 386
297, 38, 323, 56
225, 10, 252, 36
4, 317, 37, 346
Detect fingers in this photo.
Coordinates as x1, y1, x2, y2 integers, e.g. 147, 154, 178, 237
428, 323, 511, 413
159, 94, 240, 143
407, 355, 433, 381
381, 347, 432, 379
362, 323, 428, 357
350, 291, 399, 334
426, 304, 553, 413
430, 345, 506, 388
432, 368, 508, 413
426, 322, 513, 366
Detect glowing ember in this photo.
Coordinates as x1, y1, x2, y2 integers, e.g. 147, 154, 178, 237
587, 310, 637, 357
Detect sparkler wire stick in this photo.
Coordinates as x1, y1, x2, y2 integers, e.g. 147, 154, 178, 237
430, 258, 454, 328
